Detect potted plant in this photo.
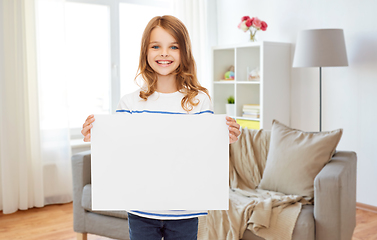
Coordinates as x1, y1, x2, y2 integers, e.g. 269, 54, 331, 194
226, 96, 235, 116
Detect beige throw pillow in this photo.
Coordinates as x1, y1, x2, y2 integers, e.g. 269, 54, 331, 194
258, 120, 343, 198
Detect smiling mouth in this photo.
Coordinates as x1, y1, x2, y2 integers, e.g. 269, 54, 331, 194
156, 61, 173, 65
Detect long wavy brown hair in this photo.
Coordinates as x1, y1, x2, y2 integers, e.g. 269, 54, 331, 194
134, 15, 211, 112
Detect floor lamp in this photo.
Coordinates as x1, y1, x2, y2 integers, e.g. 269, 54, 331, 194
292, 29, 348, 132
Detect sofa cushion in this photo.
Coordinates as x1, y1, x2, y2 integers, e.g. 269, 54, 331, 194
82, 184, 128, 219
241, 205, 315, 240
258, 120, 342, 198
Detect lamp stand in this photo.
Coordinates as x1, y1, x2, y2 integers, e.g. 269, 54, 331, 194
319, 67, 322, 132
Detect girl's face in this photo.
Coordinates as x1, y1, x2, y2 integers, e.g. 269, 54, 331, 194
147, 26, 181, 77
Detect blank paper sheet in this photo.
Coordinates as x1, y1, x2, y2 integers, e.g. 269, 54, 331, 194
91, 114, 229, 211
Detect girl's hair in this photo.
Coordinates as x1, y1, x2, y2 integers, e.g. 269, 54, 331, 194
134, 15, 211, 112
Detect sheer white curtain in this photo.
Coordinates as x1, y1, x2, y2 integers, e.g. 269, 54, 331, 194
0, 0, 72, 214
34, 0, 72, 205
173, 0, 211, 91
0, 0, 44, 214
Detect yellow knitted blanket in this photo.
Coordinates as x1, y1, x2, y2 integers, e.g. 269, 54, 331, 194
197, 128, 311, 240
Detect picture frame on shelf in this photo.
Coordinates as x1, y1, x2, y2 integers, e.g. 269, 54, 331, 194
247, 66, 260, 81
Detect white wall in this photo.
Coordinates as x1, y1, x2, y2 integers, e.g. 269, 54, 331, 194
215, 0, 377, 207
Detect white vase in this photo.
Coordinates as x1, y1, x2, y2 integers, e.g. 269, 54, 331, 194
226, 104, 235, 116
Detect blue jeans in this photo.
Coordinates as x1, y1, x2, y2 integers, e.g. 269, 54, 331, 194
127, 212, 198, 240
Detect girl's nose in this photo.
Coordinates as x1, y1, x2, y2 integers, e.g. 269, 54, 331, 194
160, 48, 169, 57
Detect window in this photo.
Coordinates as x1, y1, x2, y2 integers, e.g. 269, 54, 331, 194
65, 2, 111, 130
36, 0, 172, 139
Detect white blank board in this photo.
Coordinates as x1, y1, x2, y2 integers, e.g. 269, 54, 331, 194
91, 114, 229, 211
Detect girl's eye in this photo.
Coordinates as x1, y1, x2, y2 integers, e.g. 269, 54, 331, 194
151, 46, 178, 50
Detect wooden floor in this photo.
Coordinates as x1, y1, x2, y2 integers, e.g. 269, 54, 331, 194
0, 202, 377, 240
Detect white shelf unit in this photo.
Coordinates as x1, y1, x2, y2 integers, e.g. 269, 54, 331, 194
211, 41, 291, 130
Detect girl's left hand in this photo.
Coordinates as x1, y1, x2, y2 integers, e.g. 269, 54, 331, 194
226, 116, 241, 144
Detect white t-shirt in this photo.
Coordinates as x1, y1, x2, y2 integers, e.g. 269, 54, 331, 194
116, 88, 214, 220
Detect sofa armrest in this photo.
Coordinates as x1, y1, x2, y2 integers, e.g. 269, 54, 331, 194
71, 150, 92, 232
314, 151, 357, 240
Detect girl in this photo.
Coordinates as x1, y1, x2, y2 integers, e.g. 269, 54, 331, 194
81, 15, 240, 240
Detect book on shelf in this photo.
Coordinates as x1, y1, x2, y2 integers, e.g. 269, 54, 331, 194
243, 104, 260, 107
243, 104, 260, 111
243, 110, 260, 114
243, 111, 260, 115
236, 119, 260, 130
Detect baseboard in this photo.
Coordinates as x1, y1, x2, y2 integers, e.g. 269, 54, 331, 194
356, 202, 377, 213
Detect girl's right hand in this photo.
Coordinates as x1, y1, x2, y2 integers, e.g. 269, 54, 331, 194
81, 114, 95, 142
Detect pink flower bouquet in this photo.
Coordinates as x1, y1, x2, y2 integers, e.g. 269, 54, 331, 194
238, 16, 268, 41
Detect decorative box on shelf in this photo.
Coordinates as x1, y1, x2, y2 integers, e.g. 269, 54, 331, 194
211, 41, 291, 130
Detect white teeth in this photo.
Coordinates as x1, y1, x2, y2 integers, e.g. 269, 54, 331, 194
157, 61, 171, 64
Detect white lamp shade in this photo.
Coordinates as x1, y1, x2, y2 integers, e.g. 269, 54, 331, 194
293, 29, 348, 68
